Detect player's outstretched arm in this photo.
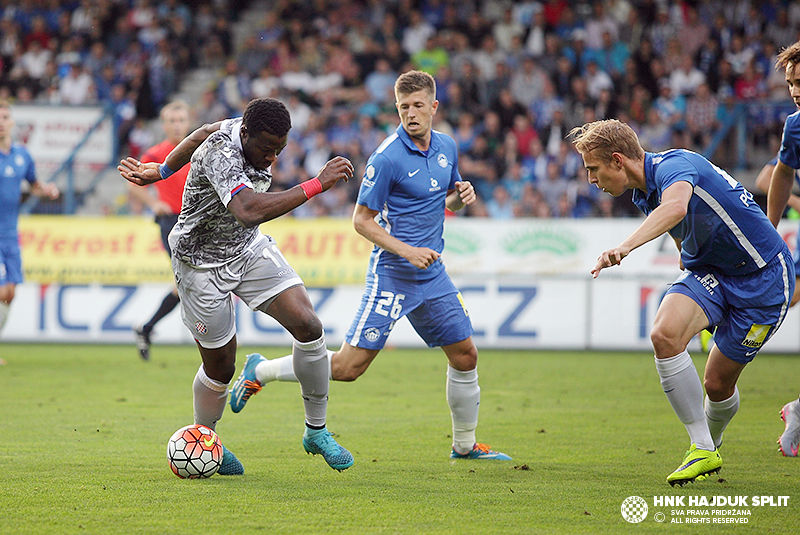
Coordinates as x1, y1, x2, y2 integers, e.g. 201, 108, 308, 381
591, 181, 692, 278
163, 121, 224, 172
118, 121, 225, 187
767, 160, 797, 227
119, 158, 161, 185
228, 156, 354, 228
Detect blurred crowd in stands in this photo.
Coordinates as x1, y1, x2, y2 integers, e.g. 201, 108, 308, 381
2, 0, 800, 218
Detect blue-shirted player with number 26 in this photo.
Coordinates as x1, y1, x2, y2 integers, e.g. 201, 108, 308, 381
230, 70, 511, 461
572, 119, 794, 486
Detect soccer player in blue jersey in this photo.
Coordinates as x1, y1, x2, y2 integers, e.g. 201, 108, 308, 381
764, 41, 800, 458
0, 99, 58, 359
230, 70, 511, 461
572, 119, 794, 485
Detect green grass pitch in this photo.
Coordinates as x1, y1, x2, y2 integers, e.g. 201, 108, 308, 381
0, 343, 798, 534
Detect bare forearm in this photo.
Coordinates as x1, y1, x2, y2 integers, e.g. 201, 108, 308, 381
164, 121, 223, 171
229, 186, 310, 228
445, 189, 464, 211
767, 162, 796, 226
621, 200, 686, 253
354, 214, 409, 256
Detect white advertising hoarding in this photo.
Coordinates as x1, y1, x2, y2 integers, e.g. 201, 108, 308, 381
2, 218, 798, 352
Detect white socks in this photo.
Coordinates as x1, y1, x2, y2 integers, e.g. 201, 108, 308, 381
654, 350, 715, 451
291, 335, 329, 428
193, 364, 229, 430
255, 350, 332, 383
705, 387, 739, 449
0, 301, 9, 334
447, 366, 480, 454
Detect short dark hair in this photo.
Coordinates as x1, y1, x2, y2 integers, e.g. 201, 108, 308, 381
242, 98, 291, 137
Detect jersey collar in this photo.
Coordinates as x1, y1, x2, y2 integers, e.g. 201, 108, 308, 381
396, 124, 440, 154
229, 118, 244, 152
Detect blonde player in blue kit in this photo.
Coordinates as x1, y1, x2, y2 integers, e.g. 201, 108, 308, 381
230, 70, 511, 461
572, 119, 794, 486
764, 41, 800, 458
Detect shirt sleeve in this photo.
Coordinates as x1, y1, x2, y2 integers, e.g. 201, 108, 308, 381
22, 148, 36, 185
657, 154, 698, 193
201, 136, 252, 207
357, 152, 393, 211
778, 114, 800, 170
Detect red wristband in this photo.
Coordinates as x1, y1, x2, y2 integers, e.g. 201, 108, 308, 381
299, 177, 323, 199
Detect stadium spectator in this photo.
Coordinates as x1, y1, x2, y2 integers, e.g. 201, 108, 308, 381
685, 82, 720, 150
402, 11, 435, 56
592, 30, 630, 81
230, 70, 511, 462
638, 107, 672, 153
676, 6, 709, 59
573, 118, 793, 485
120, 97, 356, 473
523, 9, 547, 57
411, 35, 448, 76
669, 54, 706, 98
486, 184, 515, 219
538, 159, 570, 215
509, 55, 547, 109
652, 79, 686, 132
58, 63, 96, 105
0, 99, 59, 358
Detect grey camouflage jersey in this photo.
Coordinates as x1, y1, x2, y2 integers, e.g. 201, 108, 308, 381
168, 118, 273, 267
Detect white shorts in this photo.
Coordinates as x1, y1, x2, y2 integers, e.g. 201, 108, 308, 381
173, 234, 303, 349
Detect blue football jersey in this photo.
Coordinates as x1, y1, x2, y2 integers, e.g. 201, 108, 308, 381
0, 144, 36, 236
633, 150, 785, 276
779, 110, 800, 170
357, 124, 462, 280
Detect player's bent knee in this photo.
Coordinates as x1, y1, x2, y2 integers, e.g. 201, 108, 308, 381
289, 313, 324, 343
703, 376, 734, 401
650, 328, 682, 356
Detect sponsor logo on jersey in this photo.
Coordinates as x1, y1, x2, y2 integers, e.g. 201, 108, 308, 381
408, 169, 420, 177
741, 323, 771, 348
437, 153, 448, 168
429, 177, 440, 192
694, 273, 719, 295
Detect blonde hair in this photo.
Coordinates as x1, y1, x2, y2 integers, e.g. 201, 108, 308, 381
160, 100, 190, 121
569, 119, 645, 163
395, 70, 436, 101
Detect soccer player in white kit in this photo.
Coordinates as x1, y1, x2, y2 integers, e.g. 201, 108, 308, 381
120, 98, 356, 472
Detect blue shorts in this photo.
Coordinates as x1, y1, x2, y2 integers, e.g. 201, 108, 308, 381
345, 268, 473, 350
668, 248, 795, 363
0, 238, 23, 286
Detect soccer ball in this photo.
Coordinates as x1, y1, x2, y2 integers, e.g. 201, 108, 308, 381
167, 424, 223, 479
